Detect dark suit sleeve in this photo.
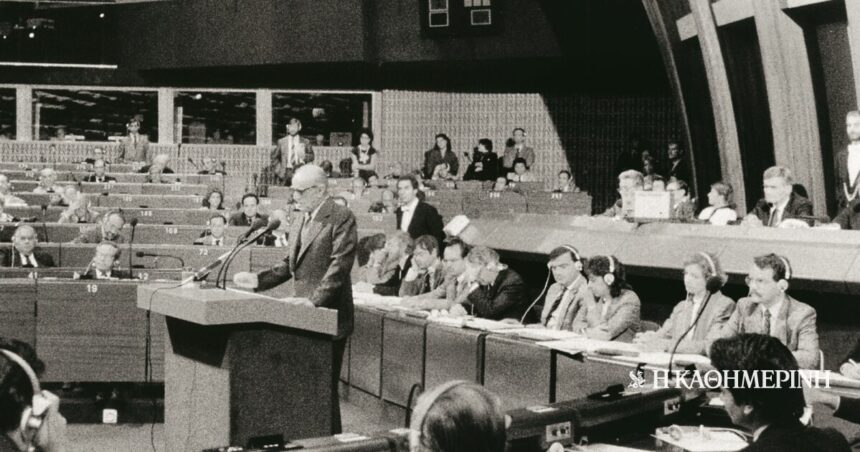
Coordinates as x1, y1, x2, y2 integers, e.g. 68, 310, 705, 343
750, 199, 769, 223
227, 213, 241, 227
833, 206, 851, 229
834, 396, 860, 425
0, 250, 9, 267
309, 211, 357, 308
41, 253, 55, 268
256, 258, 292, 292
466, 273, 526, 320
425, 204, 445, 245
844, 338, 860, 364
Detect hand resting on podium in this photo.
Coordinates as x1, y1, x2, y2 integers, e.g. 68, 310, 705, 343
233, 271, 314, 307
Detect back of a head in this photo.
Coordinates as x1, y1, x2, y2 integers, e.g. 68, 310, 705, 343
0, 338, 44, 433
410, 381, 506, 452
292, 164, 328, 191
709, 333, 805, 424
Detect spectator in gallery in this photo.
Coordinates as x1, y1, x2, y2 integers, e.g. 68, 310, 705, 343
667, 179, 695, 222
271, 117, 315, 186
337, 178, 368, 203
502, 127, 535, 173
82, 147, 108, 165
229, 193, 268, 227
0, 225, 55, 268
742, 166, 813, 227
50, 126, 68, 141
138, 153, 175, 174
698, 181, 738, 226
384, 162, 404, 180
202, 189, 225, 211
72, 210, 126, 244
197, 157, 226, 176
351, 129, 379, 182
33, 168, 62, 195
367, 174, 380, 187
338, 158, 353, 179
0, 174, 27, 207
506, 158, 536, 183
58, 191, 99, 224
369, 188, 398, 214
664, 140, 690, 186
464, 138, 499, 182
491, 176, 515, 193
194, 214, 231, 247
431, 163, 457, 181
603, 169, 644, 221
82, 159, 116, 183
641, 156, 661, 190
423, 133, 459, 179
319, 160, 335, 178
119, 118, 149, 162
554, 170, 580, 193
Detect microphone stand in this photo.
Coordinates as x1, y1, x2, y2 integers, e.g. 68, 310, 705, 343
667, 290, 714, 375
128, 219, 138, 278
216, 221, 280, 289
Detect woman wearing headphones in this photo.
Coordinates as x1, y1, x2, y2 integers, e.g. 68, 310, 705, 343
572, 255, 641, 342
634, 252, 736, 355
409, 381, 506, 452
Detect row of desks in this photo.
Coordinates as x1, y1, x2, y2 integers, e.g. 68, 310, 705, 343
0, 162, 138, 173
3, 169, 222, 185
10, 180, 211, 196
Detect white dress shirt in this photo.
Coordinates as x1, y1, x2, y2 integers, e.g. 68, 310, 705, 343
546, 277, 581, 330
399, 198, 419, 233
285, 135, 303, 168
769, 197, 791, 226
848, 143, 860, 187
19, 253, 38, 268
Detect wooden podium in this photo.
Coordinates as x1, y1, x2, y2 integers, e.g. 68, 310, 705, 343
138, 284, 340, 452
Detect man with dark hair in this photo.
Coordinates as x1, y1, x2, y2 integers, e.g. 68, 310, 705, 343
742, 166, 813, 227
554, 170, 579, 193
536, 246, 594, 330
271, 117, 314, 186
402, 237, 471, 310
664, 141, 690, 185
194, 214, 231, 246
229, 193, 268, 227
72, 210, 126, 244
710, 334, 850, 451
119, 118, 149, 162
365, 231, 413, 296
395, 176, 444, 244
0, 338, 67, 452
502, 127, 535, 173
399, 235, 443, 297
719, 254, 819, 369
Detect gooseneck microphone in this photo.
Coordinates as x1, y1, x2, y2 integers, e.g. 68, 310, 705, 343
667, 277, 724, 374
128, 218, 139, 277
40, 204, 50, 243
216, 218, 282, 289
135, 251, 185, 269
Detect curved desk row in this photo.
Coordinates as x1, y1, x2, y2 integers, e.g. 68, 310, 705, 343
3, 169, 221, 185
10, 180, 211, 196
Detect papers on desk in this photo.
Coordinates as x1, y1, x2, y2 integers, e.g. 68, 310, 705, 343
654, 428, 748, 452
611, 351, 711, 368
423, 315, 522, 331
494, 327, 583, 341
353, 292, 405, 308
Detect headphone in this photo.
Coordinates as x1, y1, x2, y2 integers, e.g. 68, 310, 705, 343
409, 380, 468, 452
603, 255, 616, 286
698, 251, 724, 290
777, 255, 792, 290
547, 245, 583, 273
0, 349, 50, 443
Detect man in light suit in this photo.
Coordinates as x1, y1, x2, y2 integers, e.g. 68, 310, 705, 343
233, 164, 357, 433
536, 246, 594, 331
0, 225, 55, 268
395, 175, 444, 244
501, 127, 536, 173
270, 118, 315, 186
119, 118, 149, 162
719, 254, 820, 369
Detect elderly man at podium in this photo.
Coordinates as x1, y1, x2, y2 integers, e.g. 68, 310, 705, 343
233, 164, 358, 433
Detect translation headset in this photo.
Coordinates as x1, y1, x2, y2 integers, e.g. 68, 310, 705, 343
777, 255, 792, 290
603, 255, 616, 286
562, 245, 583, 272
0, 349, 49, 446
698, 251, 724, 291
527, 245, 584, 324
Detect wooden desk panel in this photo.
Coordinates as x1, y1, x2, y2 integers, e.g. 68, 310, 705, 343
0, 280, 37, 346
381, 315, 427, 407
0, 162, 138, 173
483, 334, 551, 411
424, 323, 485, 389
59, 244, 251, 278
350, 307, 384, 396
94, 194, 202, 209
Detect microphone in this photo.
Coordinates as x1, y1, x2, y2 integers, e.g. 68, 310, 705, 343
128, 218, 139, 276
187, 157, 200, 171
667, 276, 724, 374
40, 204, 49, 243
135, 251, 185, 268
215, 218, 282, 289
180, 249, 234, 285
239, 217, 268, 241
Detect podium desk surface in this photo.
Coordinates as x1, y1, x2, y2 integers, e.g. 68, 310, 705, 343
138, 284, 339, 336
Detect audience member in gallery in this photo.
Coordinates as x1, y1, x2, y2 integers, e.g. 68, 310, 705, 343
603, 169, 644, 221
719, 254, 820, 369
32, 169, 62, 195
401, 237, 471, 310
663, 140, 691, 187
836, 110, 860, 209
75, 243, 131, 280
572, 255, 640, 342
506, 158, 536, 183
742, 166, 813, 227
502, 127, 535, 173
367, 174, 380, 187
399, 235, 444, 297
453, 246, 528, 321
668, 179, 696, 222
0, 174, 27, 207
82, 159, 115, 183
271, 117, 315, 186
698, 181, 738, 226
369, 188, 397, 214
261, 209, 290, 248
365, 230, 413, 296
553, 170, 580, 193
431, 163, 457, 181
409, 381, 506, 452
710, 334, 849, 452
634, 252, 734, 355
491, 176, 512, 193
0, 203, 19, 222
351, 129, 379, 182
423, 133, 459, 179
463, 138, 499, 182
536, 245, 594, 331
615, 134, 645, 176
193, 214, 231, 247
0, 338, 69, 452
228, 193, 268, 227
138, 153, 174, 174
395, 175, 444, 244
119, 118, 149, 162
201, 189, 225, 211
0, 225, 55, 268
72, 210, 126, 244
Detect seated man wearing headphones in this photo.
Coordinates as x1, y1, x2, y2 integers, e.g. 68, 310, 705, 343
533, 245, 594, 331
572, 255, 641, 342
634, 252, 735, 355
0, 338, 67, 452
718, 254, 820, 369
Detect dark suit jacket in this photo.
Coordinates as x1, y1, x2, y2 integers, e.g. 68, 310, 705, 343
228, 212, 267, 227
463, 267, 528, 320
749, 193, 814, 226
255, 198, 357, 339
463, 151, 499, 182
82, 174, 116, 183
271, 136, 315, 168
834, 396, 860, 425
396, 201, 444, 244
423, 149, 460, 179
665, 157, 691, 184
742, 421, 849, 452
0, 248, 55, 268
832, 199, 860, 230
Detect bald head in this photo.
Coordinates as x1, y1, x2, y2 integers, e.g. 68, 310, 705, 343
292, 164, 328, 191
